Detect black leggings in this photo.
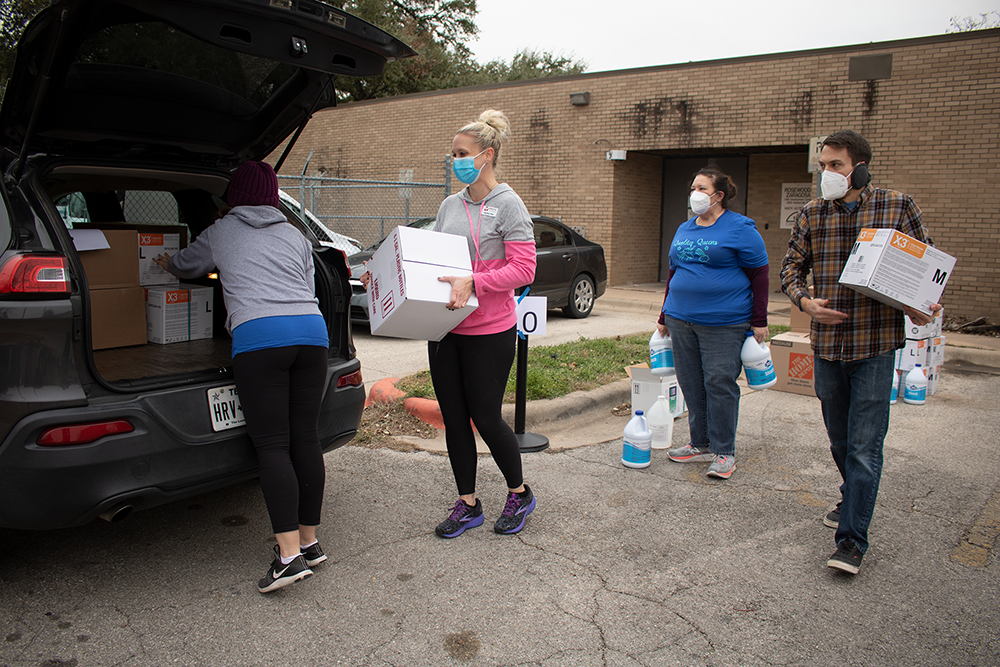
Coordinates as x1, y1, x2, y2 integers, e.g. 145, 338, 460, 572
233, 345, 328, 534
428, 327, 523, 496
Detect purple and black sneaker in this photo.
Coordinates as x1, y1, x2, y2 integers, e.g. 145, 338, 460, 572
435, 498, 484, 538
494, 485, 536, 535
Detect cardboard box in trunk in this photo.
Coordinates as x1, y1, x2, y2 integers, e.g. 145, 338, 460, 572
75, 229, 140, 289
138, 232, 180, 286
90, 286, 147, 350
146, 284, 214, 344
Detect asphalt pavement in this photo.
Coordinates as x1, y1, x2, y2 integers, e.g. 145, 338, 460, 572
2, 287, 998, 666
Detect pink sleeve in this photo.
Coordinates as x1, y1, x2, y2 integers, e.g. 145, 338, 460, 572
473, 240, 536, 294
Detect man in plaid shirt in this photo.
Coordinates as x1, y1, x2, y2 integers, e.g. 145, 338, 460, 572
780, 130, 941, 575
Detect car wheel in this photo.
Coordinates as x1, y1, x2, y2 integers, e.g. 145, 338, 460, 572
563, 274, 596, 318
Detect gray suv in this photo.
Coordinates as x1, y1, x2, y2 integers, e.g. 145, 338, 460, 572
0, 0, 415, 529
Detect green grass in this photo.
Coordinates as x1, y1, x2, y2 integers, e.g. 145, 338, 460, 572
395, 324, 790, 403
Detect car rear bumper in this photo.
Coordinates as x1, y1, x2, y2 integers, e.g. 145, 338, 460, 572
0, 360, 364, 530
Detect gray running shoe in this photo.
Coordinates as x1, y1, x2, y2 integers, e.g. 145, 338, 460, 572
666, 443, 714, 463
706, 454, 736, 479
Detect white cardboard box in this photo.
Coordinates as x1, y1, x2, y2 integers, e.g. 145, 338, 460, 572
904, 307, 944, 339
146, 283, 214, 344
898, 338, 930, 372
928, 335, 946, 367
627, 366, 686, 418
138, 232, 180, 286
927, 365, 941, 395
839, 228, 956, 315
367, 226, 478, 341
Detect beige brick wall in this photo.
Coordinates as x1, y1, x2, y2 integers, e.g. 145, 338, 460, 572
275, 30, 1000, 318
746, 154, 815, 299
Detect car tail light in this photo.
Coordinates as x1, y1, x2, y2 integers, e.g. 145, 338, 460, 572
337, 369, 363, 388
0, 253, 71, 294
37, 420, 135, 446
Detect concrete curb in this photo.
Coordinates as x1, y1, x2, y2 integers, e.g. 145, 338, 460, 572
499, 378, 631, 430
366, 377, 633, 454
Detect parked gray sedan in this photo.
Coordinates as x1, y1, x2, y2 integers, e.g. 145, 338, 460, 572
348, 215, 607, 324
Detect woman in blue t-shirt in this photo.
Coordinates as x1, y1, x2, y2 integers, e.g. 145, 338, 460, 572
655, 168, 769, 480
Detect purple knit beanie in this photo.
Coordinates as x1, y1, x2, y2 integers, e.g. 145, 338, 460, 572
227, 161, 280, 208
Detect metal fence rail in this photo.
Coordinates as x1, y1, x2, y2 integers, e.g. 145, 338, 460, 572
277, 161, 451, 250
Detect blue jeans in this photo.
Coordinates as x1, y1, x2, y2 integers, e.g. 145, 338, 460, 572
663, 316, 747, 457
813, 351, 895, 554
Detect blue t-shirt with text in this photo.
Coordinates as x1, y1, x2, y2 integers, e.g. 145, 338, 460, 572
662, 209, 769, 326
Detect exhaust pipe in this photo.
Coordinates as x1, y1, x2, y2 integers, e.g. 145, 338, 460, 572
99, 504, 133, 523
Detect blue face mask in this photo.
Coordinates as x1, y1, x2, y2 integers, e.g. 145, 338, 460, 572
452, 149, 487, 185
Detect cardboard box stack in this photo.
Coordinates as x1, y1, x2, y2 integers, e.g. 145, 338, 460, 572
73, 228, 147, 350
71, 224, 192, 350
366, 226, 479, 341
894, 309, 945, 398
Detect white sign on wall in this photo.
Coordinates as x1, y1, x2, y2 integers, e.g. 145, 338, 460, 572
780, 183, 814, 229
515, 296, 547, 336
808, 135, 828, 173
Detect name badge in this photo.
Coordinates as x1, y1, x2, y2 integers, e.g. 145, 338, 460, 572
482, 206, 499, 217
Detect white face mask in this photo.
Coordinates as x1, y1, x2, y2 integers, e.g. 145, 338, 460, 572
821, 170, 850, 200
689, 191, 716, 215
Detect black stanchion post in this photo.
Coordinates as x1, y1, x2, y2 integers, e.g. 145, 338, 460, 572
513, 333, 549, 452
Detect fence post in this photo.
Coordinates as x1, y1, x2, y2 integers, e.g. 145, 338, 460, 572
299, 149, 313, 218
444, 156, 452, 197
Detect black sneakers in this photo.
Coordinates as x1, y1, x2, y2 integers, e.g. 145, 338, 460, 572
435, 498, 485, 538
824, 501, 841, 529
257, 545, 313, 593
493, 485, 536, 535
827, 539, 864, 574
301, 542, 327, 567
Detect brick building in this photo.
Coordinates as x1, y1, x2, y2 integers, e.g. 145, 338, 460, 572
276, 29, 1000, 319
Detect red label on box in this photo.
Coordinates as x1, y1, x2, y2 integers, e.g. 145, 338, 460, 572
380, 292, 395, 318
788, 352, 814, 380
164, 289, 189, 304
139, 233, 165, 246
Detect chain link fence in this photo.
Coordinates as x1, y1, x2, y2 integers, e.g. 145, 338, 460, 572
277, 159, 452, 250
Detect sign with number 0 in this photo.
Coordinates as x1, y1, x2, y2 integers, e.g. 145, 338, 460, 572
515, 296, 547, 336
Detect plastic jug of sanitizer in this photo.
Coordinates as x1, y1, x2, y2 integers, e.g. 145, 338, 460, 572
647, 395, 674, 450
622, 410, 652, 468
903, 364, 927, 405
741, 331, 777, 390
649, 331, 675, 376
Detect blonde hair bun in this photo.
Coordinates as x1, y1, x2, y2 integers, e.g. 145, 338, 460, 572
460, 109, 511, 163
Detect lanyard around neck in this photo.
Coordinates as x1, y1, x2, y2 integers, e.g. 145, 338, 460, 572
462, 198, 486, 264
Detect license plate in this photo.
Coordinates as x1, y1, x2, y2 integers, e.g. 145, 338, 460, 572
207, 384, 245, 432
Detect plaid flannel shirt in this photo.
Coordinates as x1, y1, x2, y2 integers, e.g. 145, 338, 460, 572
780, 185, 933, 362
